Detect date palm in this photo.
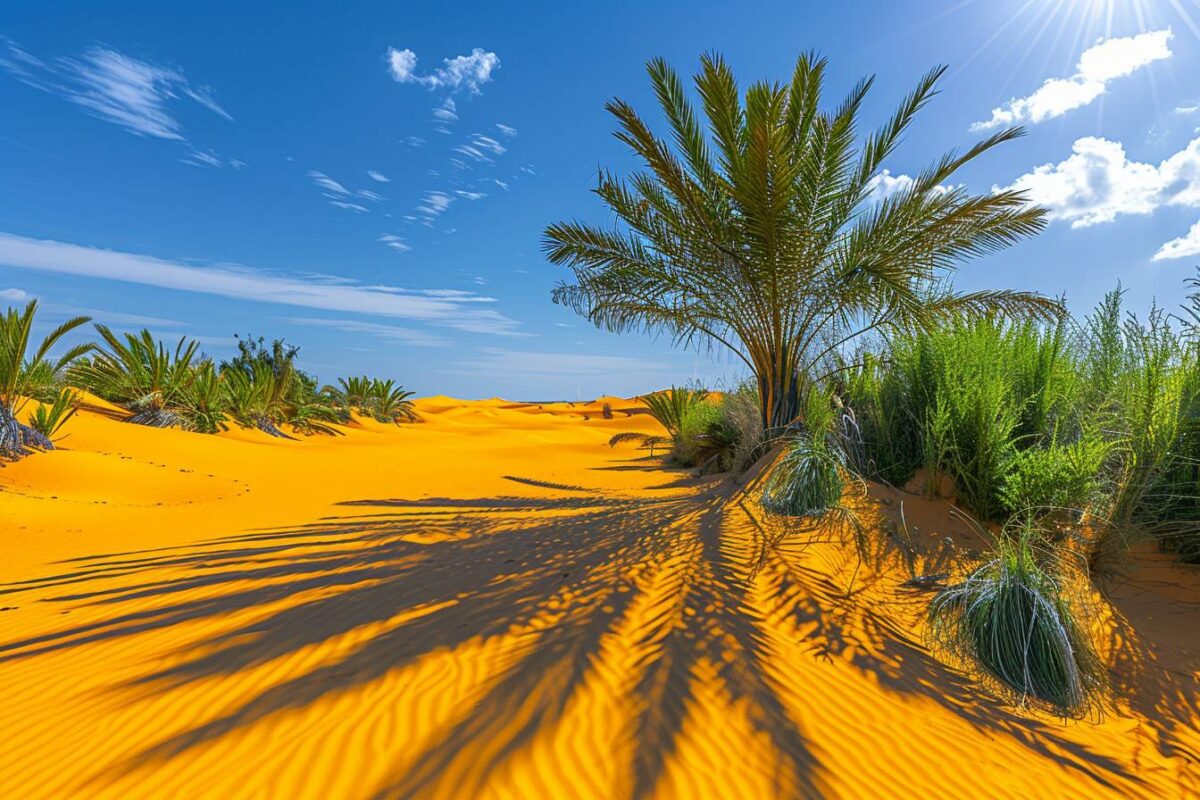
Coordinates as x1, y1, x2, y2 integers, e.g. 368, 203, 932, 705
544, 53, 1059, 432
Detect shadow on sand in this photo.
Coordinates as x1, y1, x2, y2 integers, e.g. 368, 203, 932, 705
2, 472, 1194, 797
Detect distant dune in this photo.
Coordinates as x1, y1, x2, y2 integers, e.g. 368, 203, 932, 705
0, 397, 1197, 798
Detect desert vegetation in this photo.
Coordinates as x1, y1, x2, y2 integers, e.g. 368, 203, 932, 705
549, 51, 1200, 720
0, 314, 420, 459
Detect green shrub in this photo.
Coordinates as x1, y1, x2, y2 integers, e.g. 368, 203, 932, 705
27, 388, 79, 442
761, 436, 844, 517
1000, 438, 1110, 515
674, 399, 722, 467
927, 522, 1105, 716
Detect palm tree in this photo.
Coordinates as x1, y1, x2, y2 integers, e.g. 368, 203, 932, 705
0, 301, 91, 457
543, 53, 1060, 433
69, 326, 200, 427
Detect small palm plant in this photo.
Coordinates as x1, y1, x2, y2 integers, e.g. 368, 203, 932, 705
0, 301, 91, 458
177, 361, 228, 434
609, 385, 707, 455
70, 326, 200, 427
334, 376, 375, 414
28, 388, 80, 442
369, 379, 419, 423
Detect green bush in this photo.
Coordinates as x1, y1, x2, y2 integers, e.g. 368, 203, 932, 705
761, 436, 844, 517
1000, 438, 1110, 515
927, 522, 1105, 716
674, 399, 723, 467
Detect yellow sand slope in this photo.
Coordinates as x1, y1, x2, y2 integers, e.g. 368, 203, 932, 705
1, 397, 1197, 798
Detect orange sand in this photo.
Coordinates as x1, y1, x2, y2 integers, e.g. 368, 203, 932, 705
1, 396, 1198, 798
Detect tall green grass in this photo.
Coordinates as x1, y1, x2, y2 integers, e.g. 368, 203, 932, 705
841, 279, 1200, 562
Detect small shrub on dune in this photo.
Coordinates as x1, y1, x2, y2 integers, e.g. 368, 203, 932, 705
327, 376, 418, 424
608, 385, 706, 455
369, 379, 419, 424
221, 336, 341, 437
761, 436, 845, 517
0, 300, 91, 458
177, 362, 229, 434
71, 326, 200, 428
927, 520, 1105, 717
673, 398, 723, 467
28, 388, 80, 442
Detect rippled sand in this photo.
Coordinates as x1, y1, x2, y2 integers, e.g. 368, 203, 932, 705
1, 395, 1197, 798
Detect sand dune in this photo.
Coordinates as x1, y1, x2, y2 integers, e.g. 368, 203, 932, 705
1, 397, 1198, 798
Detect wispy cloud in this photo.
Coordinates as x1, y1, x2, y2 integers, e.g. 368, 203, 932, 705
379, 233, 411, 252
496, 123, 517, 138
329, 200, 369, 213
288, 317, 446, 347
1002, 135, 1200, 228
0, 232, 522, 335
971, 29, 1173, 131
1, 38, 232, 141
357, 189, 385, 202
431, 97, 458, 133
367, 170, 390, 183
456, 190, 486, 200
307, 170, 350, 195
386, 47, 499, 94
181, 148, 223, 168
415, 190, 454, 223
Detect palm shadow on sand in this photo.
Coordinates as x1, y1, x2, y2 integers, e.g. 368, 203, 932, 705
0, 473, 1187, 797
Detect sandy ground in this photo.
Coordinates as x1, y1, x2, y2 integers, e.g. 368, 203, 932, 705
0, 395, 1198, 799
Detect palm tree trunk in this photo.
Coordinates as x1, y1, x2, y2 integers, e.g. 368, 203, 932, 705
756, 355, 802, 436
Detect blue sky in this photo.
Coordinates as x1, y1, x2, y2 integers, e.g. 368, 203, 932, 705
3, 0, 1200, 399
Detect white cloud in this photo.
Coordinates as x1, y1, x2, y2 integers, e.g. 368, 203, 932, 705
1153, 219, 1200, 261
470, 134, 505, 155
1, 287, 32, 302
357, 189, 385, 202
288, 317, 445, 347
386, 47, 419, 83
386, 46, 500, 94
1176, 105, 1200, 115
330, 201, 369, 213
416, 190, 454, 219
367, 170, 390, 183
456, 190, 486, 200
496, 123, 517, 138
432, 97, 458, 123
379, 233, 411, 252
493, 179, 509, 191
1, 39, 232, 140
307, 170, 350, 195
0, 232, 521, 335
452, 348, 668, 378
181, 149, 222, 168
1002, 135, 1200, 228
865, 169, 958, 202
971, 29, 1173, 130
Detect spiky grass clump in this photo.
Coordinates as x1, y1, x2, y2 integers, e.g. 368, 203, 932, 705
927, 522, 1105, 717
761, 436, 844, 517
